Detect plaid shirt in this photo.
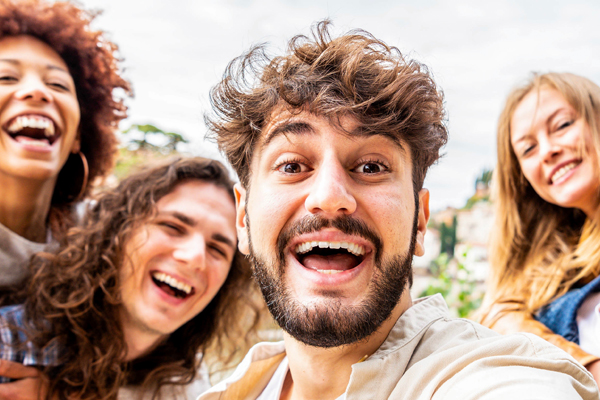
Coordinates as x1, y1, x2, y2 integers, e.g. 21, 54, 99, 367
0, 304, 60, 383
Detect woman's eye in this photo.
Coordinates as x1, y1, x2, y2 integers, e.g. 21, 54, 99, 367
522, 144, 535, 156
557, 120, 573, 130
0, 75, 17, 82
48, 82, 69, 91
159, 222, 182, 234
209, 245, 226, 257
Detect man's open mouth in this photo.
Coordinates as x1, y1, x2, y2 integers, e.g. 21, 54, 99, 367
294, 241, 367, 274
4, 115, 60, 147
151, 271, 195, 299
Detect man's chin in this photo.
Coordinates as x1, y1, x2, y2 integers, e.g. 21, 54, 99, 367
251, 250, 412, 348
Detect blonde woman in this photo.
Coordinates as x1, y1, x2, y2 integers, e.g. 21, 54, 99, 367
479, 72, 600, 383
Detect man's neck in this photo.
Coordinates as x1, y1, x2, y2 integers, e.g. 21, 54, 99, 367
280, 292, 412, 400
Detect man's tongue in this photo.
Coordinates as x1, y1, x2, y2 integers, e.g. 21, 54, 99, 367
302, 253, 357, 272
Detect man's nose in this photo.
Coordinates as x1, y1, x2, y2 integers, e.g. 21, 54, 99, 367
173, 236, 207, 269
14, 78, 53, 104
304, 158, 357, 216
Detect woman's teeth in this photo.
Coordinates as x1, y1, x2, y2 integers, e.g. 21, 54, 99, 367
8, 115, 55, 137
295, 241, 365, 256
152, 272, 192, 295
551, 161, 579, 184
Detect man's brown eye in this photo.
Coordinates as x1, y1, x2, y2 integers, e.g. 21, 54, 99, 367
284, 163, 302, 173
362, 163, 381, 174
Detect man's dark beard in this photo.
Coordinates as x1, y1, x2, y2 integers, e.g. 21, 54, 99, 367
248, 213, 417, 348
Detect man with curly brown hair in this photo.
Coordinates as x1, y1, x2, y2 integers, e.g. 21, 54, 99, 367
199, 22, 599, 400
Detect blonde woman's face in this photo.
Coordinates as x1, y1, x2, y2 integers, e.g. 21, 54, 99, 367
511, 87, 600, 217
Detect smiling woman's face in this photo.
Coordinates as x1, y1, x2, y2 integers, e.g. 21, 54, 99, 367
0, 35, 81, 184
510, 87, 600, 217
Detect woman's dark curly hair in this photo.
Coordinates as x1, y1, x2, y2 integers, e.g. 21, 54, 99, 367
0, 0, 131, 234
23, 157, 260, 400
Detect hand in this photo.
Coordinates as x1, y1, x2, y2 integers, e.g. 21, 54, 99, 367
0, 360, 49, 400
586, 359, 600, 389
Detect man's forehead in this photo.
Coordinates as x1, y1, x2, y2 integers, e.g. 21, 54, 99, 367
258, 108, 406, 152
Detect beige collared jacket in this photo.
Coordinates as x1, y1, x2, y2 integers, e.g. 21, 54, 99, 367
198, 295, 599, 400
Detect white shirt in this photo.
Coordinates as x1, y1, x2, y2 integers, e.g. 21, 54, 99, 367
577, 291, 600, 357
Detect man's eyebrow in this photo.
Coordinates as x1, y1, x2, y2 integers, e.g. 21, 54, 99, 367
262, 121, 315, 147
351, 126, 405, 150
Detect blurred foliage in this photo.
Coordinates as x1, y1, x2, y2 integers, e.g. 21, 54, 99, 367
114, 123, 188, 180
463, 168, 493, 210
419, 251, 483, 318
439, 215, 457, 257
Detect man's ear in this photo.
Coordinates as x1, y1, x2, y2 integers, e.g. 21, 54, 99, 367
234, 183, 250, 255
413, 189, 430, 257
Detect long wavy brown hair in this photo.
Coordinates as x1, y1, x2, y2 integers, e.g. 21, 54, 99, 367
0, 0, 131, 235
479, 72, 600, 320
22, 158, 261, 400
206, 20, 447, 192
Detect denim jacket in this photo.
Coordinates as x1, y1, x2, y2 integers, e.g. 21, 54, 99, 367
536, 275, 600, 344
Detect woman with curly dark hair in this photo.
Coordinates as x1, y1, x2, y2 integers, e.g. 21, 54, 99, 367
0, 157, 262, 399
0, 0, 131, 297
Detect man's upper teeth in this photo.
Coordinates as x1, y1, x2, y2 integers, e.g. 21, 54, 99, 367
152, 272, 192, 294
7, 115, 55, 137
296, 241, 365, 256
551, 162, 578, 183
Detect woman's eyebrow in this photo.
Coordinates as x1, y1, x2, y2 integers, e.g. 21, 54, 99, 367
162, 211, 236, 250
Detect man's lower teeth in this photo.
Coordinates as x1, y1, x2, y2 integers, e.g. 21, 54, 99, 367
317, 269, 343, 274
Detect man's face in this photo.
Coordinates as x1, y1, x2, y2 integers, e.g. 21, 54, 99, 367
235, 111, 429, 347
119, 180, 237, 359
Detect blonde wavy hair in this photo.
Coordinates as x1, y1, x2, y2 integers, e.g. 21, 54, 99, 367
481, 72, 600, 318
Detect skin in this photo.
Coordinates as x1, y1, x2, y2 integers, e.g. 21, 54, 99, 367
511, 87, 600, 218
511, 88, 600, 384
235, 111, 429, 400
0, 35, 81, 243
119, 180, 237, 361
0, 179, 238, 397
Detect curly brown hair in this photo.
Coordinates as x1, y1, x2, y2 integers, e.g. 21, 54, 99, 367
0, 0, 131, 233
22, 158, 260, 400
206, 20, 447, 192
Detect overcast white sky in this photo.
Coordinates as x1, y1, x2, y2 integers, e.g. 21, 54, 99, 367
79, 0, 600, 211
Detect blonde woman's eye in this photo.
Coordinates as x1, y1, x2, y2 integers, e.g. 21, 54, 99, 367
558, 120, 573, 130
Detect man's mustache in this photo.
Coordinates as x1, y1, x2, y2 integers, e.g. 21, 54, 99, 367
276, 215, 383, 262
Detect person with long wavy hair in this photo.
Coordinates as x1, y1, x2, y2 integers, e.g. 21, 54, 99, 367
0, 0, 131, 300
478, 72, 600, 385
0, 157, 261, 399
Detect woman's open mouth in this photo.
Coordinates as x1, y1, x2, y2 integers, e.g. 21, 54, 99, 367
151, 271, 195, 300
3, 115, 60, 147
294, 241, 367, 274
